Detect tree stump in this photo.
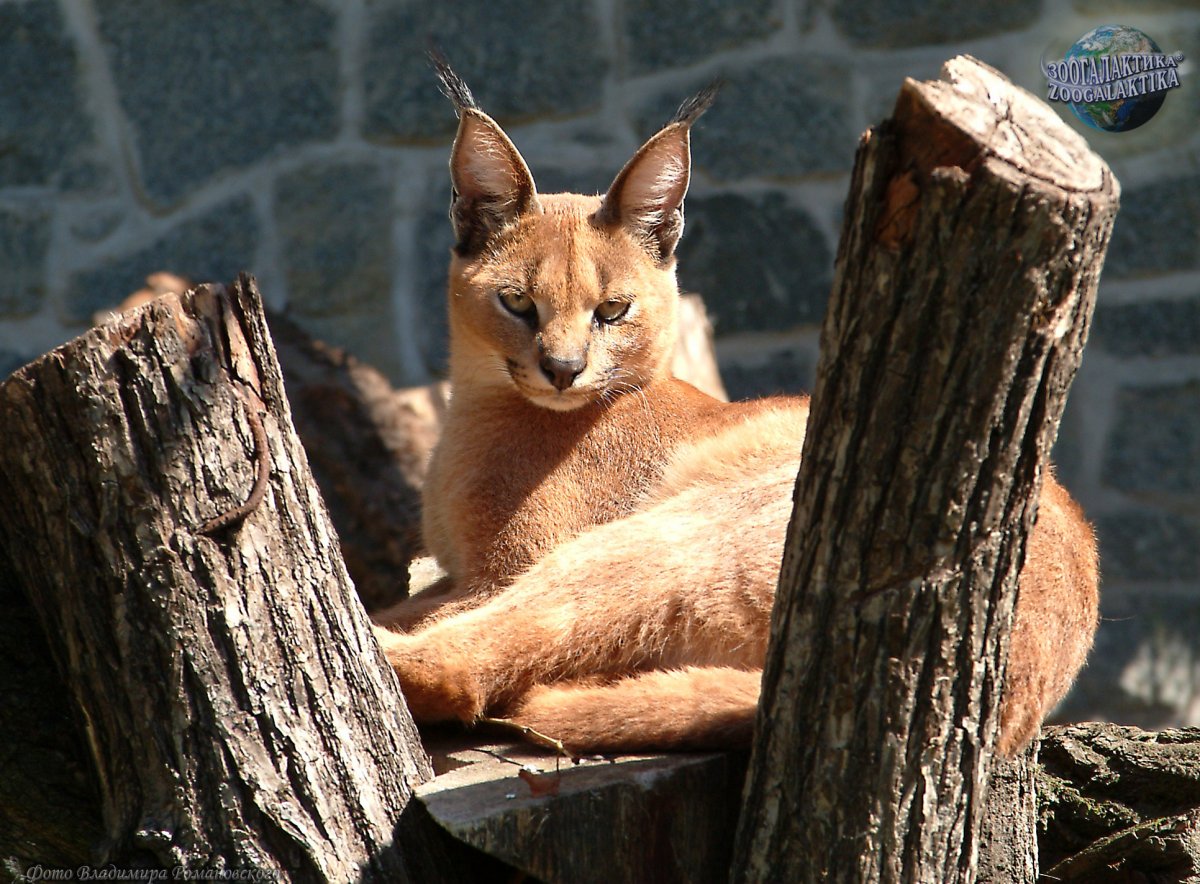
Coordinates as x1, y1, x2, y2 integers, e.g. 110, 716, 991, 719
731, 56, 1118, 883
1038, 723, 1200, 881
268, 312, 448, 611
0, 277, 451, 880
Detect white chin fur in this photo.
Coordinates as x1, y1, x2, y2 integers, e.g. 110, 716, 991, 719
530, 391, 591, 412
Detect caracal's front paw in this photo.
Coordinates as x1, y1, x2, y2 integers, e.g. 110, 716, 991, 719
372, 625, 484, 723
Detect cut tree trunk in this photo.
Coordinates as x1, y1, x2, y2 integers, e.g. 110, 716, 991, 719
0, 277, 466, 880
1037, 723, 1200, 881
978, 743, 1039, 882
93, 273, 447, 614
268, 312, 448, 611
731, 55, 1118, 883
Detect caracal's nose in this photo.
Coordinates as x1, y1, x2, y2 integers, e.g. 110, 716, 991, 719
539, 354, 586, 391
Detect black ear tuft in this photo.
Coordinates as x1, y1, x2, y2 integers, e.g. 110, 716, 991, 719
668, 79, 722, 127
428, 47, 479, 116
435, 51, 541, 255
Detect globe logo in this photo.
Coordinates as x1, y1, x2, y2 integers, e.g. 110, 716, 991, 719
1043, 26, 1184, 133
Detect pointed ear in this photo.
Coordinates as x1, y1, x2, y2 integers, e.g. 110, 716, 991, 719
595, 83, 718, 262
596, 126, 691, 261
449, 110, 540, 255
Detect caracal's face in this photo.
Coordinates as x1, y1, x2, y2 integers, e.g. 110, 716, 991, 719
448, 193, 680, 412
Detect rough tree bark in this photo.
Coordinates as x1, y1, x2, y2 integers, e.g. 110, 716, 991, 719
94, 272, 446, 614
730, 56, 1119, 883
1038, 723, 1200, 881
0, 548, 103, 871
978, 743, 1039, 881
0, 277, 464, 880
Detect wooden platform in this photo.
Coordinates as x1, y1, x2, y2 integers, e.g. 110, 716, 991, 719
417, 731, 748, 884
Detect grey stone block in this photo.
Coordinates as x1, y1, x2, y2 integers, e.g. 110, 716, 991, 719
531, 166, 615, 199
719, 344, 815, 401
1092, 295, 1200, 357
68, 204, 127, 246
0, 0, 96, 190
64, 197, 258, 323
0, 206, 51, 317
276, 161, 402, 379
1054, 590, 1200, 729
1050, 389, 1085, 491
277, 162, 394, 318
637, 57, 855, 181
96, 0, 339, 207
1096, 510, 1200, 582
1073, 0, 1196, 10
0, 350, 29, 380
1103, 381, 1200, 497
830, 0, 1039, 48
364, 0, 607, 143
414, 198, 453, 376
1104, 171, 1200, 279
622, 0, 783, 75
676, 192, 832, 334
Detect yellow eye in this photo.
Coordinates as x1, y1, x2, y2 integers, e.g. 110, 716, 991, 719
498, 288, 535, 317
595, 299, 630, 324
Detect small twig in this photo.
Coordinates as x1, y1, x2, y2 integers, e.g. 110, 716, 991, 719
200, 384, 270, 535
477, 716, 578, 761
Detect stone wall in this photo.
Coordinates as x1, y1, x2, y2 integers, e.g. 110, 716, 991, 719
1, 0, 1197, 728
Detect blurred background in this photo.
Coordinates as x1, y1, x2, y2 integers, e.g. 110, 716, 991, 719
1, 0, 1196, 729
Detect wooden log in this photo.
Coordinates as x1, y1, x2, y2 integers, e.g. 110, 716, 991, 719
730, 55, 1118, 883
0, 276, 455, 879
268, 312, 448, 611
978, 742, 1039, 881
93, 273, 446, 613
417, 736, 747, 884
1038, 723, 1200, 881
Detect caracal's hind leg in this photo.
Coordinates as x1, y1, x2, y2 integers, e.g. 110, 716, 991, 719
507, 666, 761, 753
373, 464, 796, 724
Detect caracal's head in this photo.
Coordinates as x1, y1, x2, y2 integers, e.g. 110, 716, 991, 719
434, 58, 716, 412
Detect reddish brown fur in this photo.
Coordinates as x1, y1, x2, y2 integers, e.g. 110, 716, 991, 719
374, 92, 1099, 756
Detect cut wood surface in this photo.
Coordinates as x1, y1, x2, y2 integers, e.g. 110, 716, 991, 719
0, 277, 450, 880
417, 735, 746, 884
731, 55, 1118, 883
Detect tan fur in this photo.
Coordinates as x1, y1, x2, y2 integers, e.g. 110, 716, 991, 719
374, 87, 1099, 756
